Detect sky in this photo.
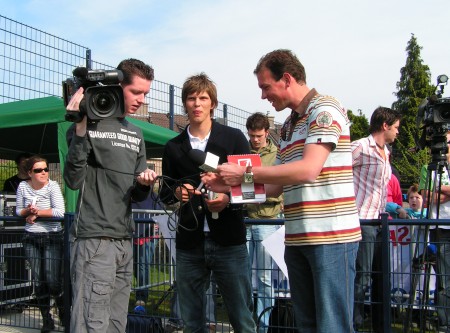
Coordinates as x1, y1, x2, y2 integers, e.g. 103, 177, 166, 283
2, 0, 450, 123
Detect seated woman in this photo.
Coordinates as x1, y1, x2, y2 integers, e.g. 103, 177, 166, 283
16, 155, 65, 333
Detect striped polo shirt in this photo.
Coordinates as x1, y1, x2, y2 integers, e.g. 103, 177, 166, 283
277, 93, 361, 246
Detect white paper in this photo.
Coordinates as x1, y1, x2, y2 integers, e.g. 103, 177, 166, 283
262, 226, 288, 279
153, 214, 177, 262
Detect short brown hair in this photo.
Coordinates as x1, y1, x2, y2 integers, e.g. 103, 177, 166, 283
246, 112, 270, 131
181, 73, 218, 115
117, 58, 154, 86
369, 107, 402, 134
407, 184, 420, 199
254, 49, 306, 83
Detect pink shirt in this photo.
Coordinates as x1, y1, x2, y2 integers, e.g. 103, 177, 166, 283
387, 174, 402, 206
352, 135, 392, 219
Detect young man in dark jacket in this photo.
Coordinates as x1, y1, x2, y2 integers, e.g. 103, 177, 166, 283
160, 73, 256, 332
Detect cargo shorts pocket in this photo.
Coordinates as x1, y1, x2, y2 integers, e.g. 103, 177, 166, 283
86, 281, 113, 327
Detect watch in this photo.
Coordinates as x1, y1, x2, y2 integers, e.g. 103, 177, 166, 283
243, 165, 254, 183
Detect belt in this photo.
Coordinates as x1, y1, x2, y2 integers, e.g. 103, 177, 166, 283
99, 236, 127, 241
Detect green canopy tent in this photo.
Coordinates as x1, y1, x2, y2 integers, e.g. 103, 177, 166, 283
0, 96, 177, 212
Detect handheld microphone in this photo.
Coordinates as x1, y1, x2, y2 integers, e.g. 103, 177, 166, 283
188, 149, 220, 191
188, 149, 220, 219
208, 190, 219, 219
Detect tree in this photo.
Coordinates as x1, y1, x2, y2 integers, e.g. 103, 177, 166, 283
391, 34, 435, 188
348, 109, 369, 141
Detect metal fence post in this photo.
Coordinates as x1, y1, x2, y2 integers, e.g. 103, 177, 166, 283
63, 213, 72, 333
223, 104, 228, 125
86, 49, 92, 70
380, 212, 391, 333
169, 85, 175, 130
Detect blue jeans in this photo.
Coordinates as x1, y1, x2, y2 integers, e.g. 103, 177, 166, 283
168, 275, 216, 327
23, 231, 63, 299
246, 225, 278, 332
285, 242, 358, 333
133, 239, 156, 302
176, 239, 255, 332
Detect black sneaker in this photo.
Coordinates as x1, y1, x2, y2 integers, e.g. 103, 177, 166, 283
41, 317, 55, 333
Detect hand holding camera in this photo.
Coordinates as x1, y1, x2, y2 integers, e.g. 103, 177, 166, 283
63, 67, 124, 123
65, 87, 88, 135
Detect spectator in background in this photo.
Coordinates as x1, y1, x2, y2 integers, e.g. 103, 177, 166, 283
386, 173, 408, 219
245, 112, 282, 332
16, 155, 65, 333
132, 192, 162, 307
2, 152, 32, 193
352, 106, 401, 332
405, 184, 426, 219
418, 130, 450, 332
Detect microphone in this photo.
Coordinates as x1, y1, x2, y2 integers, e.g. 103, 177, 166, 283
208, 191, 219, 219
72, 67, 89, 78
188, 149, 220, 219
187, 149, 220, 191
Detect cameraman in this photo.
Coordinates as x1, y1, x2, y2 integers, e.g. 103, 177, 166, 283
419, 129, 450, 332
64, 58, 157, 333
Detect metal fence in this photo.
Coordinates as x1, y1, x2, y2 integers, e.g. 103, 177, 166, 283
2, 208, 450, 333
0, 14, 253, 134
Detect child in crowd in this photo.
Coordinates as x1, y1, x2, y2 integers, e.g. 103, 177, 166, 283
405, 184, 427, 218
386, 184, 426, 219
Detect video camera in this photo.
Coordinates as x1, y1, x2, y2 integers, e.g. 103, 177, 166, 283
416, 74, 450, 161
62, 67, 125, 123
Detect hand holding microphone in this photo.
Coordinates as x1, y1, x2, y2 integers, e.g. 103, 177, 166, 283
207, 190, 219, 219
188, 149, 220, 191
188, 149, 222, 219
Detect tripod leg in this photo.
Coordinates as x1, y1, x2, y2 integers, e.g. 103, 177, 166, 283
152, 283, 175, 311
403, 225, 430, 333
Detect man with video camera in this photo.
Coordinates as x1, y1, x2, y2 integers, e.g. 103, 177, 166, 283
419, 129, 450, 333
64, 58, 157, 333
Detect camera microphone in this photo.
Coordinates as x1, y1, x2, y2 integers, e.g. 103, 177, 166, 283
72, 67, 89, 78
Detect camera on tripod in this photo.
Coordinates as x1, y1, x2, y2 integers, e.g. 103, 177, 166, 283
62, 67, 125, 123
416, 74, 450, 160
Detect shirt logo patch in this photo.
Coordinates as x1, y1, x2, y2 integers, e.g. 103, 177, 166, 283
316, 111, 333, 128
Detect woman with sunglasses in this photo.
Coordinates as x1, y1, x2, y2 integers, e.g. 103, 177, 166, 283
16, 155, 65, 333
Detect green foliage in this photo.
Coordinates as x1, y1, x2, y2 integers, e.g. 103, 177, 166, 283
348, 109, 370, 141
391, 34, 435, 188
0, 160, 16, 188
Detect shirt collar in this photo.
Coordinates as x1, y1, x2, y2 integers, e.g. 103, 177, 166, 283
293, 88, 318, 117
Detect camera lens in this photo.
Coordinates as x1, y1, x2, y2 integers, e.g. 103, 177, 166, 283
84, 85, 124, 120
93, 91, 115, 115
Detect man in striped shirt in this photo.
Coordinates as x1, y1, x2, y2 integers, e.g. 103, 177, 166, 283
207, 49, 361, 333
351, 107, 401, 331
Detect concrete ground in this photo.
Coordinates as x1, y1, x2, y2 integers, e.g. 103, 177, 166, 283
0, 304, 233, 333
0, 303, 61, 332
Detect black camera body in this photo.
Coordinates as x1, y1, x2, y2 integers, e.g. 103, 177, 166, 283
419, 96, 450, 126
62, 67, 125, 123
416, 75, 450, 161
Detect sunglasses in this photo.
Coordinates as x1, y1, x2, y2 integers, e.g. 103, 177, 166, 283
281, 111, 300, 141
32, 168, 49, 173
